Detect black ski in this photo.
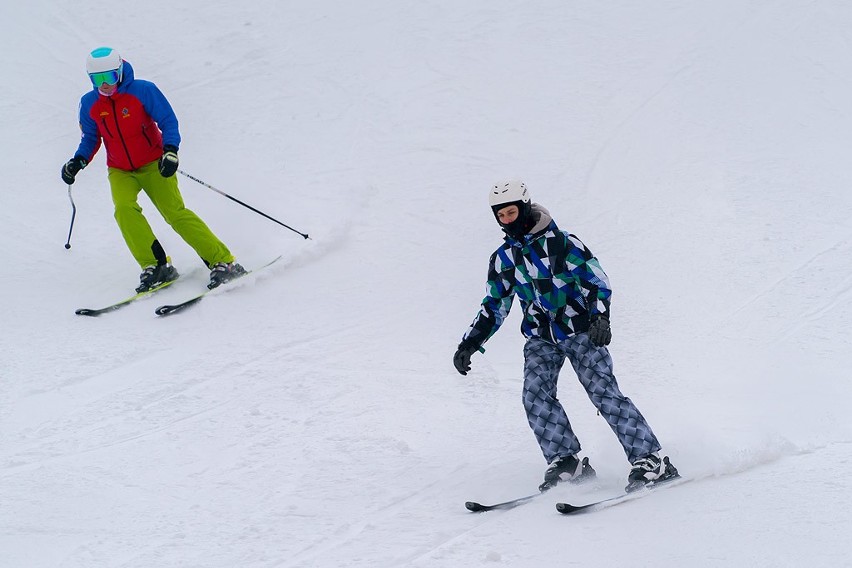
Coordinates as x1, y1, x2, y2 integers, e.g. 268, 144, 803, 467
155, 256, 282, 317
466, 457, 596, 513
465, 493, 542, 512
75, 278, 178, 317
556, 468, 684, 514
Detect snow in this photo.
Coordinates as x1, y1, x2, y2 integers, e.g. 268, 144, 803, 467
2, 1, 852, 566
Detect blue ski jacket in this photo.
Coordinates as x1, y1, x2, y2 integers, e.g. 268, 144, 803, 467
75, 61, 180, 171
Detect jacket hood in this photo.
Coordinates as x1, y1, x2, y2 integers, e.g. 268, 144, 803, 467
528, 203, 552, 234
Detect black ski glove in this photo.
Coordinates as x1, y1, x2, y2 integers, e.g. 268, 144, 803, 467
61, 156, 87, 185
158, 145, 179, 177
453, 343, 477, 376
588, 315, 612, 347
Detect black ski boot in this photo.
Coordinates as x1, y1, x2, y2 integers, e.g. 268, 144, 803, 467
207, 261, 247, 289
539, 455, 596, 492
626, 453, 679, 493
136, 263, 179, 293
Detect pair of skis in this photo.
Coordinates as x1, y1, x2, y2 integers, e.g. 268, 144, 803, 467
467, 469, 683, 515
75, 256, 282, 317
74, 278, 179, 316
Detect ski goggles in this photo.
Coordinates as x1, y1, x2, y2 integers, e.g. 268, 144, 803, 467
88, 69, 121, 87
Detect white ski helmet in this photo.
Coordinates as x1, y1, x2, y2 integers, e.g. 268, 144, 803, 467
86, 47, 123, 79
489, 179, 530, 209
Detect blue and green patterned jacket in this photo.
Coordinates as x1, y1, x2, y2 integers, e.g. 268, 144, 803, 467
461, 204, 612, 350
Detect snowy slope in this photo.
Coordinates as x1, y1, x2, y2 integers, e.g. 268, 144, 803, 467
2, 1, 852, 566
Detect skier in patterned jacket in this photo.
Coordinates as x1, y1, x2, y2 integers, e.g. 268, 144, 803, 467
453, 180, 678, 492
61, 47, 245, 292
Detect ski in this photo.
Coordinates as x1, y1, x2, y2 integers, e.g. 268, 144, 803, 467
75, 279, 178, 317
555, 472, 685, 515
466, 457, 596, 513
465, 492, 542, 513
154, 256, 282, 317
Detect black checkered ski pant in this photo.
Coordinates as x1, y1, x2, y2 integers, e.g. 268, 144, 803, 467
522, 334, 661, 464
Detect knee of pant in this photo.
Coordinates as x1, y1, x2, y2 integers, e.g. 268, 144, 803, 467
158, 206, 190, 226
113, 201, 142, 220
523, 374, 555, 401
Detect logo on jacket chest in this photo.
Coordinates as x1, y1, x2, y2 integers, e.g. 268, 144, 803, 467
96, 106, 131, 119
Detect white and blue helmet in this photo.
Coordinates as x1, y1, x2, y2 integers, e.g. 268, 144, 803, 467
86, 47, 123, 84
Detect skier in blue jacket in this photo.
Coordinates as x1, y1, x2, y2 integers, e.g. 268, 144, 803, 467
61, 47, 244, 292
454, 180, 678, 492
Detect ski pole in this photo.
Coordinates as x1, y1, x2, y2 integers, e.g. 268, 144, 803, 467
178, 169, 310, 240
64, 184, 76, 249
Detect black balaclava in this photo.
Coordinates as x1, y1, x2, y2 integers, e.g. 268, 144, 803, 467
492, 200, 534, 240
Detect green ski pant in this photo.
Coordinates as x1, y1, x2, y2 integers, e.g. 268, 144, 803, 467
108, 161, 234, 269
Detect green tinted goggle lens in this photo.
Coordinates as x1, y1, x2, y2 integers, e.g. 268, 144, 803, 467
89, 69, 120, 86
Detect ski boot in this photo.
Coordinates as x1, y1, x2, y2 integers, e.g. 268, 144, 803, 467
626, 453, 679, 493
539, 455, 596, 492
136, 263, 179, 293
207, 261, 247, 289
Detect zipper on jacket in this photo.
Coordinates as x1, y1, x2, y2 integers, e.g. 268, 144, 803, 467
141, 125, 153, 147
109, 98, 136, 170
100, 118, 114, 139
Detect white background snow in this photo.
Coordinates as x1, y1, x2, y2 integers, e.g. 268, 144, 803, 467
2, 1, 852, 566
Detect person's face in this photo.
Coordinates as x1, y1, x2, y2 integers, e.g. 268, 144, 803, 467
496, 204, 519, 225
97, 82, 118, 96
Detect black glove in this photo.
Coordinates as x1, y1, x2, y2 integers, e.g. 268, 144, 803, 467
588, 315, 612, 347
61, 156, 87, 185
453, 343, 477, 376
158, 145, 179, 177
